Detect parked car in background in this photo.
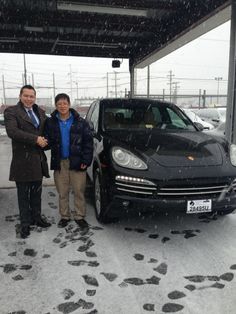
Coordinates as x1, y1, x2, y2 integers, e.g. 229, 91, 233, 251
86, 98, 236, 222
0, 124, 6, 136
194, 107, 226, 127
182, 108, 214, 130
205, 122, 225, 138
0, 113, 5, 125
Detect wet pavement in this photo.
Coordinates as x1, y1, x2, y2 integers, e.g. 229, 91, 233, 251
0, 136, 236, 314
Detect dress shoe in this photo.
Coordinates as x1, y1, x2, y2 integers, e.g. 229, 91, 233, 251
58, 218, 70, 228
35, 217, 51, 228
20, 226, 30, 239
74, 218, 89, 229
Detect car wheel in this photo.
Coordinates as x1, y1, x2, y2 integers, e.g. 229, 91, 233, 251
217, 208, 236, 216
93, 169, 109, 223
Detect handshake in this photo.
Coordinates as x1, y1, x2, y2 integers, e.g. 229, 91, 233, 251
36, 136, 48, 148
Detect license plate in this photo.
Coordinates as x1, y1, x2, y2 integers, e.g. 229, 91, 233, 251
187, 199, 212, 214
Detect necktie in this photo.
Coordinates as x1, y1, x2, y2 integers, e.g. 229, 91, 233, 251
28, 109, 39, 128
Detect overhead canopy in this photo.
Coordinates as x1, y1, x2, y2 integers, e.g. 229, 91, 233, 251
0, 0, 231, 68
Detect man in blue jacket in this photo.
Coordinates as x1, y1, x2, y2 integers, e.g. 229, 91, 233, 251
45, 93, 93, 229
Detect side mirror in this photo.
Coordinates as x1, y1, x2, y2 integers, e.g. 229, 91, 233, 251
194, 122, 204, 131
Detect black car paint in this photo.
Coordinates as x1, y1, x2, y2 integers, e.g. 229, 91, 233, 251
86, 98, 236, 221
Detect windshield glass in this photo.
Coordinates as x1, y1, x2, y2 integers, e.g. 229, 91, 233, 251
102, 101, 196, 131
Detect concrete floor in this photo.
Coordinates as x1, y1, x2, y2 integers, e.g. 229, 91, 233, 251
1, 136, 236, 314
1, 186, 236, 314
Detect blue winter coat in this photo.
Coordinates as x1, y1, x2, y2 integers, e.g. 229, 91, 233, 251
45, 108, 93, 171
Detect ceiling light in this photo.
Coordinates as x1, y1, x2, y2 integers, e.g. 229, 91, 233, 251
0, 38, 19, 43
57, 2, 148, 17
24, 26, 44, 32
57, 40, 120, 49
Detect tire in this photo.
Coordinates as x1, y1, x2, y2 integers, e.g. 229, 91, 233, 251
217, 208, 236, 216
93, 169, 109, 223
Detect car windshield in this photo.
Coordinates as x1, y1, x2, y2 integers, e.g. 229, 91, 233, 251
102, 101, 196, 131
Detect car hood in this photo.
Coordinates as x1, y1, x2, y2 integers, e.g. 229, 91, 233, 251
106, 129, 223, 167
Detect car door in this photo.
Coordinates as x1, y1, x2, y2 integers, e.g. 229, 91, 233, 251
86, 101, 101, 181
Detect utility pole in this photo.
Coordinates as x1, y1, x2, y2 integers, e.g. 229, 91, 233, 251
215, 77, 223, 104
106, 72, 109, 97
31, 73, 34, 86
69, 64, 72, 102
162, 89, 165, 100
23, 54, 27, 85
202, 89, 206, 108
52, 73, 56, 101
167, 70, 174, 102
2, 75, 6, 105
76, 82, 79, 100
114, 71, 117, 98
147, 65, 150, 97
198, 89, 201, 108
172, 82, 180, 104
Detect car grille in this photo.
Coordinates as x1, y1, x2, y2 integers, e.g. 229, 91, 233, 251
115, 176, 236, 199
158, 183, 231, 198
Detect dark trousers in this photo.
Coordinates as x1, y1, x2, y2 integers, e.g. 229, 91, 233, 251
16, 181, 42, 227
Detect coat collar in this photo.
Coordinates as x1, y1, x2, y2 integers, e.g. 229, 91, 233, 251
17, 101, 38, 112
17, 101, 43, 129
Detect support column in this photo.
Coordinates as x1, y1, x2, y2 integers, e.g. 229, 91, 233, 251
225, 0, 236, 143
129, 59, 137, 98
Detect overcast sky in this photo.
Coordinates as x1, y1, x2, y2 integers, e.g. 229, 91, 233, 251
0, 20, 231, 103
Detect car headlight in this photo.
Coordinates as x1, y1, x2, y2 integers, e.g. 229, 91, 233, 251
111, 146, 147, 170
230, 144, 236, 166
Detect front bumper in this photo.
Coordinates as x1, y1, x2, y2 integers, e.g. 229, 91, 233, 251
101, 167, 236, 216
109, 193, 236, 214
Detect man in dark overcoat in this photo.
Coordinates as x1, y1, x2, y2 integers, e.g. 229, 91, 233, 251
4, 85, 51, 238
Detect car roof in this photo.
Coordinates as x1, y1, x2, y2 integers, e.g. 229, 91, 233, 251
99, 98, 175, 108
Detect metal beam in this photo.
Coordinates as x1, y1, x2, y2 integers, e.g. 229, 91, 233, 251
135, 5, 231, 68
129, 60, 137, 98
225, 0, 236, 143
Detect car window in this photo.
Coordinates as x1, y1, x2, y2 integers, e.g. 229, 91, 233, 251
86, 101, 96, 121
102, 102, 195, 131
90, 102, 100, 132
167, 108, 191, 129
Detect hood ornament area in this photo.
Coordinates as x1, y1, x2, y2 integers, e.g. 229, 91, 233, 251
187, 156, 195, 161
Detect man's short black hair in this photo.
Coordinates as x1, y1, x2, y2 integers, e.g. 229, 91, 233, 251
55, 93, 70, 104
20, 85, 36, 95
